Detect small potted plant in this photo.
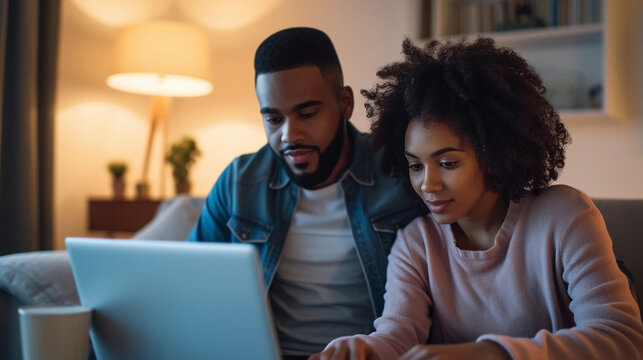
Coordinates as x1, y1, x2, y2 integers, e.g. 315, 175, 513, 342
166, 136, 201, 195
107, 161, 128, 199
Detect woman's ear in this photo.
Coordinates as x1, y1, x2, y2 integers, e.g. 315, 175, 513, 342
339, 86, 354, 121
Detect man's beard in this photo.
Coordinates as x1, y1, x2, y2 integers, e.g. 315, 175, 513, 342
273, 116, 346, 189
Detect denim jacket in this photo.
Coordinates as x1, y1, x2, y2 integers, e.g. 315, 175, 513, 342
188, 123, 427, 317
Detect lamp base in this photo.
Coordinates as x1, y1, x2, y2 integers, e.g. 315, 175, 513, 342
135, 181, 150, 200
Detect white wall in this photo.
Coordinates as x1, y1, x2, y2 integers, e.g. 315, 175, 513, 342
53, 0, 643, 249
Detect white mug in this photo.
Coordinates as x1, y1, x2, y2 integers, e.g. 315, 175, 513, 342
19, 305, 92, 360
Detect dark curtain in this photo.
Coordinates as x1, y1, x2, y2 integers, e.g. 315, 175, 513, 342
0, 0, 60, 255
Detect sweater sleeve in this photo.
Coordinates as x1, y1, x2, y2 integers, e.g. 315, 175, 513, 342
324, 221, 434, 359
478, 201, 643, 359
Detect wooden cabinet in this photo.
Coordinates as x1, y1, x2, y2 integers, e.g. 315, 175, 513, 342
88, 199, 162, 234
419, 0, 637, 122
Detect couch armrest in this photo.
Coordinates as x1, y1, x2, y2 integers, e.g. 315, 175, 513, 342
0, 250, 79, 360
0, 251, 79, 305
593, 199, 643, 309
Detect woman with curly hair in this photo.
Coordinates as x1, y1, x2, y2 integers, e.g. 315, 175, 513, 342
312, 38, 643, 360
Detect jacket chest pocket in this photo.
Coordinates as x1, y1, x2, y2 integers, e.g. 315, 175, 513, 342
227, 214, 273, 243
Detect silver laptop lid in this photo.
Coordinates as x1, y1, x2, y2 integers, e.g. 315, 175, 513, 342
66, 237, 281, 360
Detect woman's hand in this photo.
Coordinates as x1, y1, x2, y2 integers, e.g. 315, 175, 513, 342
309, 337, 374, 360
398, 341, 511, 360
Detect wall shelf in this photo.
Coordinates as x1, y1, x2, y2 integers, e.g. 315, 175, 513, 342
418, 0, 636, 123
483, 23, 602, 47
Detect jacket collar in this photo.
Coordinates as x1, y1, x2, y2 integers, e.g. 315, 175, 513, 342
269, 122, 374, 189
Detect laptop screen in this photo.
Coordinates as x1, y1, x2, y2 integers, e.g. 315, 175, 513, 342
66, 237, 281, 360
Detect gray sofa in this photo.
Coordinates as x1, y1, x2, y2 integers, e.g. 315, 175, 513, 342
0, 197, 641, 359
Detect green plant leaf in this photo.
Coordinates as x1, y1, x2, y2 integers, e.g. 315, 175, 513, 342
107, 161, 128, 179
166, 136, 201, 181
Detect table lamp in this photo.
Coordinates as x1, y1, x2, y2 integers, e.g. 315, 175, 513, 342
107, 20, 212, 198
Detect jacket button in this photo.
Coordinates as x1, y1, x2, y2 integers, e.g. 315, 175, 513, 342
241, 233, 248, 240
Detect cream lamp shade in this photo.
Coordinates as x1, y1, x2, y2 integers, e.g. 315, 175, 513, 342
107, 21, 213, 97
106, 20, 212, 198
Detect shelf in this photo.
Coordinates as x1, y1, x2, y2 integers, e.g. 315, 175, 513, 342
438, 23, 603, 46
420, 1, 639, 122
480, 23, 602, 47
423, 24, 605, 114
559, 109, 612, 122
418, 0, 632, 119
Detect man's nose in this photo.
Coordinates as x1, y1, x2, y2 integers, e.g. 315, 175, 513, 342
280, 118, 302, 144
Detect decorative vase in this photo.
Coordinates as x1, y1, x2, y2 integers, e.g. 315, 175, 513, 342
174, 179, 191, 195
136, 181, 150, 200
112, 178, 125, 199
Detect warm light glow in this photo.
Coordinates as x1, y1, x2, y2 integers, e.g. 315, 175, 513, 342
67, 0, 172, 28
192, 120, 266, 194
107, 21, 213, 97
107, 73, 212, 97
68, 0, 283, 30
178, 0, 284, 30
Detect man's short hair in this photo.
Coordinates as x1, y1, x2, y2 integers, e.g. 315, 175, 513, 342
254, 27, 343, 89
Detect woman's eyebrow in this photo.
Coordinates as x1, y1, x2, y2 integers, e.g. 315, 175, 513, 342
404, 151, 419, 159
430, 147, 464, 157
404, 147, 464, 159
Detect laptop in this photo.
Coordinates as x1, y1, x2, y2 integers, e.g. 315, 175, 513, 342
66, 237, 281, 360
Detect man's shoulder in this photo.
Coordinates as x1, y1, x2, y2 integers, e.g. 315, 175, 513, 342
353, 127, 374, 146
349, 129, 413, 189
349, 131, 426, 217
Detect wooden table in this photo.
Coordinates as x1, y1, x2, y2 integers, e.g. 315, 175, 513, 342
88, 198, 162, 236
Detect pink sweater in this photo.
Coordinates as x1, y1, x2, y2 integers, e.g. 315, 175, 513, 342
330, 185, 643, 359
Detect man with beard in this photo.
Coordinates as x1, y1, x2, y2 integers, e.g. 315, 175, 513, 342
189, 27, 426, 359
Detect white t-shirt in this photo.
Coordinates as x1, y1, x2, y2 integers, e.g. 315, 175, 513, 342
270, 182, 373, 356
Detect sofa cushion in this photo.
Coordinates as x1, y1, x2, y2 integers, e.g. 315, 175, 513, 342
0, 251, 79, 306
131, 195, 205, 241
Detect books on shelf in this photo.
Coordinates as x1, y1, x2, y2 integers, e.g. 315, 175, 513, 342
436, 0, 603, 36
